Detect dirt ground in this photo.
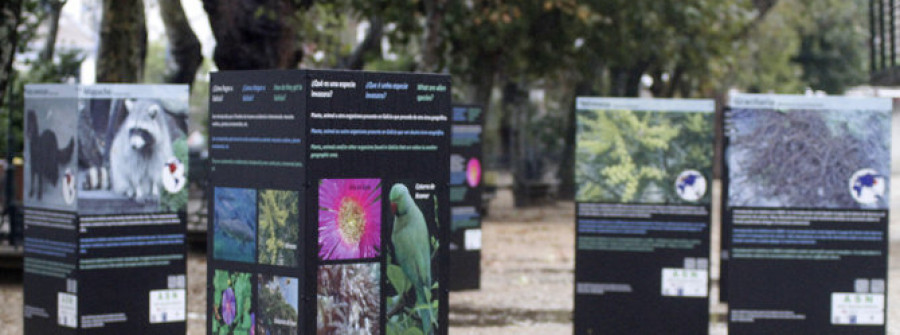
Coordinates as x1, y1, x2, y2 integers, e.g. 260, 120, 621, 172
3, 186, 900, 334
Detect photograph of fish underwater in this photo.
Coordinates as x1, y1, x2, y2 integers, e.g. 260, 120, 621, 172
77, 97, 189, 214
214, 187, 258, 263
727, 108, 891, 209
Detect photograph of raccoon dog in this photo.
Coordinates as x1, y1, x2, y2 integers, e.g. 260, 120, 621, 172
77, 97, 189, 214
24, 98, 79, 211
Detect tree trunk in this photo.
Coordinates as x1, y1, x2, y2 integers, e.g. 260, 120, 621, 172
203, 0, 302, 70
159, 0, 202, 87
465, 55, 497, 112
419, 0, 446, 73
96, 0, 147, 83
39, 1, 66, 62
624, 66, 644, 97
0, 0, 24, 108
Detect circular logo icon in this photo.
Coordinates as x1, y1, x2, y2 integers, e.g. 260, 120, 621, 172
466, 158, 481, 188
675, 170, 706, 202
849, 169, 885, 204
61, 169, 76, 205
162, 157, 186, 193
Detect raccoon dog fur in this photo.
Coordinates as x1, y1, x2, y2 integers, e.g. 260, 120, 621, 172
26, 110, 75, 200
109, 99, 173, 200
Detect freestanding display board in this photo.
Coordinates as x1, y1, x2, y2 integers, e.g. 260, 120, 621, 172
448, 104, 483, 291
23, 84, 190, 334
573, 97, 714, 334
724, 94, 891, 334
207, 70, 450, 335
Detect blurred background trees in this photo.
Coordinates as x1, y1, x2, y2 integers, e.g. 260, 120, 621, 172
0, 0, 875, 204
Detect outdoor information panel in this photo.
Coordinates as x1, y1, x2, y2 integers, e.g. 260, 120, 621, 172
573, 97, 714, 334
207, 70, 450, 335
448, 104, 483, 291
23, 84, 190, 334
724, 94, 891, 334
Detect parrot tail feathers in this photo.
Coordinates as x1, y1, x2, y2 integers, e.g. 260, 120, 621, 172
419, 308, 433, 335
415, 286, 434, 335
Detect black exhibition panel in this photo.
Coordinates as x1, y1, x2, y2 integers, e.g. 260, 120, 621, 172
23, 84, 190, 334
573, 97, 715, 335
724, 94, 890, 334
448, 104, 483, 291
207, 70, 451, 335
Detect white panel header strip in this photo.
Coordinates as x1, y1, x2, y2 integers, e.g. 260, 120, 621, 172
576, 97, 715, 112
728, 93, 892, 111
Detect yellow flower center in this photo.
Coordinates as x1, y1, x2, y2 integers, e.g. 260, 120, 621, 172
338, 197, 365, 246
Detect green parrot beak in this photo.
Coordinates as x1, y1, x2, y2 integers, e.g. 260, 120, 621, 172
391, 202, 398, 216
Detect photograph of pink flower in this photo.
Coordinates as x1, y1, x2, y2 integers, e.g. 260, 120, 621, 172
318, 179, 382, 260
466, 158, 481, 188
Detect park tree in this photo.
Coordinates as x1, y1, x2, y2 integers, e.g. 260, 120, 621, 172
732, 1, 804, 93
38, 0, 67, 62
203, 0, 312, 70
1, 0, 82, 156
792, 0, 868, 93
159, 0, 203, 86
731, 0, 868, 94
1, 0, 29, 108
96, 0, 147, 82
297, 1, 405, 70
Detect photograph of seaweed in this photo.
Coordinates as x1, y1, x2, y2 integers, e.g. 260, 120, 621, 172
316, 263, 381, 335
318, 179, 382, 261
258, 274, 299, 335
386, 183, 440, 335
214, 187, 258, 263
727, 108, 890, 209
212, 270, 254, 334
258, 189, 299, 266
576, 109, 713, 204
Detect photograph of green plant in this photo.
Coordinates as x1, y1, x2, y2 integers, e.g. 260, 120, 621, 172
727, 108, 890, 209
258, 189, 299, 266
258, 274, 299, 335
576, 109, 713, 204
212, 270, 254, 335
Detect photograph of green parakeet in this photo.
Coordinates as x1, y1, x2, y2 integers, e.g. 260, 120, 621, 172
386, 183, 437, 335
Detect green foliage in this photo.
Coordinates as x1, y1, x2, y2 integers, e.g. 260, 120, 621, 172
387, 262, 410, 295
576, 109, 713, 203
212, 270, 253, 335
734, 0, 869, 94
143, 39, 168, 84
733, 6, 805, 93
258, 276, 298, 333
1, 49, 84, 156
257, 189, 299, 266
792, 0, 868, 93
189, 57, 212, 136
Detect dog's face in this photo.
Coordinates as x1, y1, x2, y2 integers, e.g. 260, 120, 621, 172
123, 99, 166, 155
